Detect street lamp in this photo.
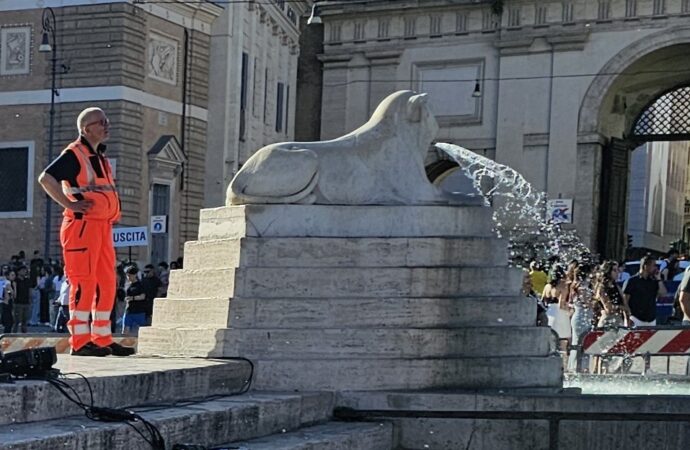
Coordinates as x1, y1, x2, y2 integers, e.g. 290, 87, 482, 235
472, 79, 482, 98
307, 4, 322, 25
39, 7, 57, 262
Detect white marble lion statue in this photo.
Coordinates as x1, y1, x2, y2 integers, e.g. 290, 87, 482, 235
227, 90, 448, 205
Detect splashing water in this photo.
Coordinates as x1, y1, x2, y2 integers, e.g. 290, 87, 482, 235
435, 142, 592, 267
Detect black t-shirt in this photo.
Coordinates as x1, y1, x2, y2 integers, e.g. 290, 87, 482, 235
141, 277, 162, 316
605, 284, 623, 306
14, 277, 31, 305
125, 280, 149, 314
29, 258, 43, 288
44, 137, 108, 187
623, 275, 660, 322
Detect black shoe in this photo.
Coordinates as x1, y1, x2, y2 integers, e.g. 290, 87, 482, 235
71, 343, 112, 357
108, 342, 136, 356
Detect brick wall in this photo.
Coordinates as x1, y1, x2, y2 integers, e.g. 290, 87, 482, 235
0, 3, 217, 265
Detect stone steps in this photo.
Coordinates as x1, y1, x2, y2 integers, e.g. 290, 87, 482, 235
335, 390, 690, 450
167, 266, 523, 299
137, 203, 561, 393
138, 326, 553, 359
150, 296, 536, 329
0, 392, 334, 450
197, 205, 495, 240
0, 356, 252, 426
183, 236, 508, 270
226, 421, 393, 449
249, 356, 563, 390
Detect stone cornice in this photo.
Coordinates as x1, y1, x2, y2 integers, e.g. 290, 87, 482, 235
319, 1, 690, 47
495, 27, 590, 54
255, 1, 304, 40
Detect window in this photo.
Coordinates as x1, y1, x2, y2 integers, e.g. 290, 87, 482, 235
597, 1, 611, 20
354, 21, 365, 41
377, 18, 390, 39
683, 0, 690, 13
276, 82, 284, 133
252, 57, 260, 117
625, 0, 637, 17
482, 10, 498, 31
239, 52, 249, 141
508, 7, 521, 27
562, 2, 574, 22
328, 23, 341, 42
0, 142, 33, 218
404, 17, 416, 38
455, 12, 468, 33
430, 15, 442, 36
263, 68, 269, 124
653, 0, 666, 15
150, 183, 170, 265
535, 5, 548, 25
285, 85, 290, 134
286, 7, 297, 25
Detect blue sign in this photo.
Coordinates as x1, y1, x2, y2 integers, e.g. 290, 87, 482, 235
113, 226, 149, 248
150, 215, 167, 234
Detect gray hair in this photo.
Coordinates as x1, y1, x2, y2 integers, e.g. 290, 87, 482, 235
76, 107, 104, 132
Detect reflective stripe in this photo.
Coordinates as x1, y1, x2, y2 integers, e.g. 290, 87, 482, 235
93, 311, 111, 320
61, 142, 116, 199
65, 185, 117, 194
69, 324, 90, 335
92, 325, 111, 336
71, 144, 96, 185
72, 310, 91, 321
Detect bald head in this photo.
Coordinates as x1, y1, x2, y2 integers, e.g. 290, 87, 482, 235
76, 107, 105, 133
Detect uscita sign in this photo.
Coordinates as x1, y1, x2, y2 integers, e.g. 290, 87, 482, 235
112, 226, 149, 247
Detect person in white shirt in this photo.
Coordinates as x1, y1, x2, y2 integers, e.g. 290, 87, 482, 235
0, 271, 9, 333
55, 277, 70, 333
51, 267, 65, 331
617, 263, 631, 284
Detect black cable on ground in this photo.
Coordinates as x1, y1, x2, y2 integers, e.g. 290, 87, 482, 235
27, 371, 166, 450
17, 356, 255, 450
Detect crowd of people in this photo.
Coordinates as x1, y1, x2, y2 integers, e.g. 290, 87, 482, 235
0, 249, 181, 336
523, 250, 690, 370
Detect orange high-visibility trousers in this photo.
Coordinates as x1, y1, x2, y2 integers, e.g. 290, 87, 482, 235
60, 216, 116, 351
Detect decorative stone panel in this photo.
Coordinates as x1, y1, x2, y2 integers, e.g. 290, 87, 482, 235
0, 26, 31, 76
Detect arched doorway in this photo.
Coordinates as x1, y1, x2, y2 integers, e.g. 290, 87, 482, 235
578, 28, 690, 260
599, 85, 690, 260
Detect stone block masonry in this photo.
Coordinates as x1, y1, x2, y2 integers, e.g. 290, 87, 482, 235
138, 204, 562, 391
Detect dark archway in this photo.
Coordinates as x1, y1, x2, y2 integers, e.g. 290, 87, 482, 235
577, 27, 690, 258
599, 84, 690, 260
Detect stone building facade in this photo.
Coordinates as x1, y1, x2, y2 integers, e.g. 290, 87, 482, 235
628, 141, 689, 253
0, 0, 221, 264
314, 0, 690, 259
204, 0, 310, 207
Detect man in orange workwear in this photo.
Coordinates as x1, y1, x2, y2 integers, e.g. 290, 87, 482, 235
38, 107, 134, 357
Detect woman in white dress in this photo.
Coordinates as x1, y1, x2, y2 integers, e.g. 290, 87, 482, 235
542, 265, 571, 367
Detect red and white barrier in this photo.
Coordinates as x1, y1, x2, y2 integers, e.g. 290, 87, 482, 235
581, 328, 690, 356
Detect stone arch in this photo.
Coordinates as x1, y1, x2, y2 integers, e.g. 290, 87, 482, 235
578, 25, 690, 139
576, 26, 690, 259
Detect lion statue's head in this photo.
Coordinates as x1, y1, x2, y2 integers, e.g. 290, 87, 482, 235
353, 90, 439, 161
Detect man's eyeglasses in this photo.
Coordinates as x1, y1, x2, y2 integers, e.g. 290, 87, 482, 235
86, 118, 110, 128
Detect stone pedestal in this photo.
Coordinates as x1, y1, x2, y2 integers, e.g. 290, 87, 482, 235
138, 204, 562, 390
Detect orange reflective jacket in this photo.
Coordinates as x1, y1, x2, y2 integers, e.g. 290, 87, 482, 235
61, 140, 121, 222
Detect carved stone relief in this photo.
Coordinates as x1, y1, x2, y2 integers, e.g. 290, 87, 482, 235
0, 26, 31, 76
147, 32, 178, 85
